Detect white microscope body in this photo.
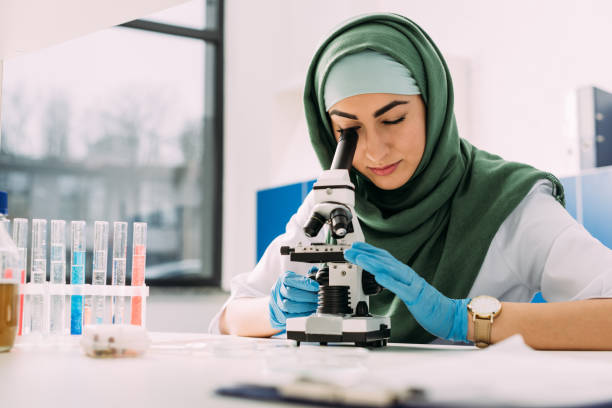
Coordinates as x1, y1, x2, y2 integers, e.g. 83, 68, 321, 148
280, 129, 391, 347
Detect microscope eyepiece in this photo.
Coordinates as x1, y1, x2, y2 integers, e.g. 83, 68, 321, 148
330, 127, 359, 170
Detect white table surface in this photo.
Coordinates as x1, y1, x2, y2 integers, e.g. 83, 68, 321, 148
1, 331, 612, 408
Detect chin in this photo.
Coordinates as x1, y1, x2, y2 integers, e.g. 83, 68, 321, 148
370, 176, 407, 190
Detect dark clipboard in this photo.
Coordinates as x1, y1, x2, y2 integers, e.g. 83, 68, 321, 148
215, 381, 431, 408
216, 382, 612, 408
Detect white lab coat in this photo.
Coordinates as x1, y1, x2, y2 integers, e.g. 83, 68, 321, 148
209, 180, 612, 334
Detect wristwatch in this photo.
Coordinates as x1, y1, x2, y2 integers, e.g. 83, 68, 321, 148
467, 295, 502, 348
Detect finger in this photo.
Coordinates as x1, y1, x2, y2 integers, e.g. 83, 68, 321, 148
269, 300, 286, 326
280, 284, 319, 303
343, 247, 368, 264
350, 241, 389, 257
279, 298, 318, 314
283, 272, 320, 292
345, 250, 400, 277
375, 272, 425, 307
286, 310, 317, 319
345, 248, 415, 284
345, 247, 393, 267
373, 272, 413, 302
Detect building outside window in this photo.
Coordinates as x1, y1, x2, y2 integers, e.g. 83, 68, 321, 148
0, 0, 223, 286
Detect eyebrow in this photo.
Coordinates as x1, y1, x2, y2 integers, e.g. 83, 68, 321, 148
329, 109, 358, 120
329, 100, 409, 121
373, 100, 409, 118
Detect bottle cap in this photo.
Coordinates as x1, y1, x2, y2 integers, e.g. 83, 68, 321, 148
0, 191, 7, 215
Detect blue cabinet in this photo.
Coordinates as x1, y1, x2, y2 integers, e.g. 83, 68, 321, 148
256, 180, 315, 261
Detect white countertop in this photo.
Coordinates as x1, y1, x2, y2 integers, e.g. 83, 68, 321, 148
1, 332, 612, 408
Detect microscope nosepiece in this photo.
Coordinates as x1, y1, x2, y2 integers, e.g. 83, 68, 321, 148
303, 212, 326, 238
330, 207, 351, 238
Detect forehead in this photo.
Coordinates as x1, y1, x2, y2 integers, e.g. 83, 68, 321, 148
328, 93, 413, 115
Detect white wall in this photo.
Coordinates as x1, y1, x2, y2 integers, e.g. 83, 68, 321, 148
223, 0, 612, 288
0, 0, 190, 59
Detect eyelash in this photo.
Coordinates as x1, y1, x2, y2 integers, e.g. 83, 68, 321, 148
382, 116, 405, 125
335, 115, 406, 134
335, 125, 361, 134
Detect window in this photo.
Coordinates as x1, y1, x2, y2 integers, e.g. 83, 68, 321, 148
0, 0, 223, 286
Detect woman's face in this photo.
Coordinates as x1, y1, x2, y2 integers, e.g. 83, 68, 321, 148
328, 93, 426, 190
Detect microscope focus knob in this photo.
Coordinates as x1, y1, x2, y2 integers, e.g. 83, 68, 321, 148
354, 301, 370, 317
307, 266, 319, 282
362, 270, 383, 295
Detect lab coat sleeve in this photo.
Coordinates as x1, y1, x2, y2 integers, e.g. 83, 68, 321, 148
208, 190, 324, 333
489, 180, 612, 302
540, 221, 612, 301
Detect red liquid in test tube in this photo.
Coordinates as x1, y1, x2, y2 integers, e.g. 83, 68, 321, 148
130, 223, 147, 326
11, 219, 28, 336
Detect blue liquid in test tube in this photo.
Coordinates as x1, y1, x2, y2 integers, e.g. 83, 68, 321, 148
70, 221, 86, 335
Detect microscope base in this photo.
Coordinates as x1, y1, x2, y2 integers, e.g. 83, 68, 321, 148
286, 315, 391, 347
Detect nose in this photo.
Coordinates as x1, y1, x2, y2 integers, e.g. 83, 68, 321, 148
362, 128, 390, 165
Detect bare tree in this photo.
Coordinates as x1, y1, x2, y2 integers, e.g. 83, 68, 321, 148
0, 84, 32, 156
43, 93, 70, 159
86, 85, 169, 166
179, 116, 204, 163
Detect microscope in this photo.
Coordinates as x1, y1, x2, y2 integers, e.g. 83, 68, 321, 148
280, 128, 391, 347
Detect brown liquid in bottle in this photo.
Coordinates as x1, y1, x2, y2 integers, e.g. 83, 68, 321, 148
0, 283, 18, 352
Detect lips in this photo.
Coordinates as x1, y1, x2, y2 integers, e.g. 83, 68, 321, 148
368, 160, 401, 176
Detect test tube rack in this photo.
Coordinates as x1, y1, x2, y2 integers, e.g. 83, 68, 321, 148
19, 283, 149, 336
8, 219, 150, 337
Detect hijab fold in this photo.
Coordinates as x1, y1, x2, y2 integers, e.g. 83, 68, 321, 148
304, 13, 564, 343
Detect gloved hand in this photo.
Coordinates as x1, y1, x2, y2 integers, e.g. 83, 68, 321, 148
344, 242, 470, 342
269, 268, 320, 331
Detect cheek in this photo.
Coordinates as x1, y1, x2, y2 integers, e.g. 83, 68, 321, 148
396, 123, 425, 159
348, 122, 426, 171
351, 136, 370, 170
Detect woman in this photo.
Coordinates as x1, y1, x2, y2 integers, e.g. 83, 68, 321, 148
212, 13, 612, 349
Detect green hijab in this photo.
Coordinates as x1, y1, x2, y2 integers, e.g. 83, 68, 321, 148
304, 12, 565, 343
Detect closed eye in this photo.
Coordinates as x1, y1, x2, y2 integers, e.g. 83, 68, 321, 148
335, 125, 361, 134
382, 116, 405, 125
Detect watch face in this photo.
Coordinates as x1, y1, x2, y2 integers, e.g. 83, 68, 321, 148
470, 295, 501, 316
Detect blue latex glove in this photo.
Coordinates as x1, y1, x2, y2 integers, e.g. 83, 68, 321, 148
344, 242, 470, 342
269, 269, 320, 331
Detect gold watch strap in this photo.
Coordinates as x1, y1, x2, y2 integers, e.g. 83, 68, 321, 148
473, 316, 491, 348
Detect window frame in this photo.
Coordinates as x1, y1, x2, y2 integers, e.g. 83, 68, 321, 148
117, 1, 224, 287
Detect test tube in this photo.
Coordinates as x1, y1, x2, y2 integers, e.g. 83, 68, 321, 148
30, 219, 47, 334
111, 222, 128, 324
49, 220, 66, 334
11, 219, 27, 335
130, 222, 147, 325
1, 218, 12, 279
70, 221, 86, 335
92, 221, 109, 324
